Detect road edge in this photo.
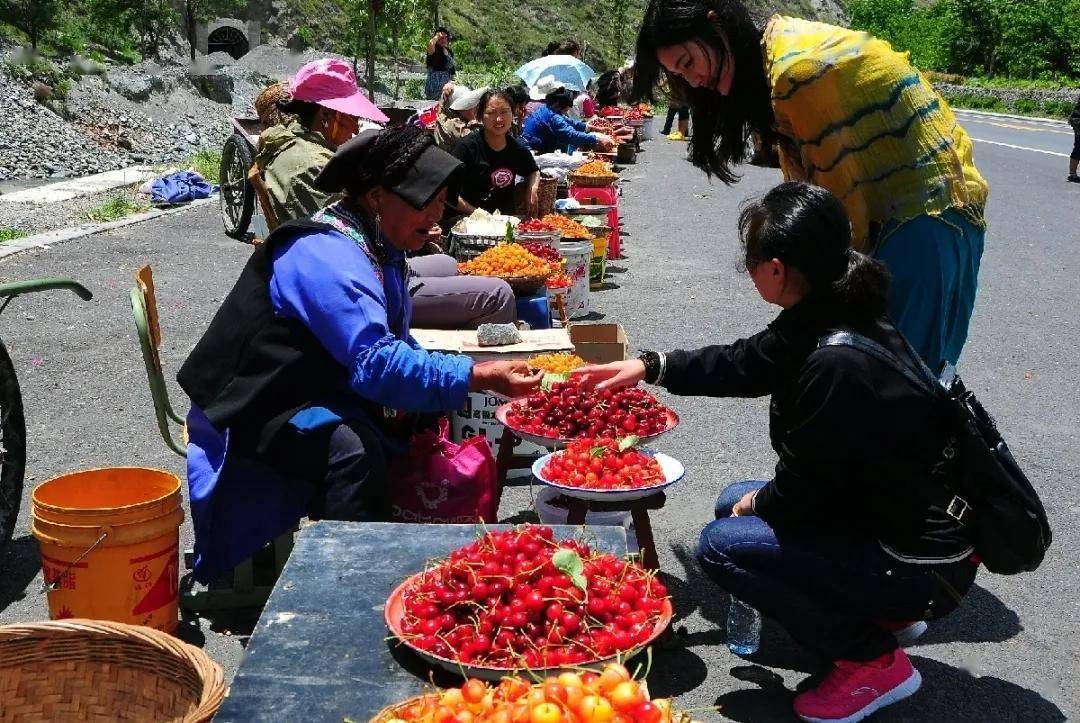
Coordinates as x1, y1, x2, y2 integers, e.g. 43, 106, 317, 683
0, 197, 217, 262
952, 107, 1070, 126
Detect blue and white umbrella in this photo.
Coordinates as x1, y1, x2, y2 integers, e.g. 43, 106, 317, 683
515, 55, 596, 92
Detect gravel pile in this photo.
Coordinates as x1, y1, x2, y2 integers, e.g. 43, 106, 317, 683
0, 44, 405, 185
0, 73, 129, 180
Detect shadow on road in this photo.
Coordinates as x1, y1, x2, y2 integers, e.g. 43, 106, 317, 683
662, 539, 1048, 720
713, 656, 1068, 722
0, 535, 41, 615
914, 583, 1022, 644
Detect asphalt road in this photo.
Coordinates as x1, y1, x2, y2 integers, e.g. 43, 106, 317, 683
0, 116, 1076, 721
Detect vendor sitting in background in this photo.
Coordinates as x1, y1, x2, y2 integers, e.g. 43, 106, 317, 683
255, 69, 361, 224
434, 84, 486, 154
504, 84, 531, 136
180, 126, 542, 583
255, 64, 514, 330
448, 89, 540, 221
595, 70, 624, 109
522, 84, 617, 154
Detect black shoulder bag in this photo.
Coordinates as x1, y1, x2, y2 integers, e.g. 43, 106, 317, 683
819, 331, 1052, 575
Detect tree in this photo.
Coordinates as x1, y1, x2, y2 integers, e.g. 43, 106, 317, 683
381, 0, 423, 95
82, 0, 176, 58
0, 0, 61, 49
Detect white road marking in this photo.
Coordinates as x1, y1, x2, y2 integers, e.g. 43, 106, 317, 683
960, 117, 1071, 135
969, 138, 1070, 157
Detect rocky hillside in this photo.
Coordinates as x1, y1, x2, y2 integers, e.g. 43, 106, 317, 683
0, 0, 846, 183
0, 45, 343, 182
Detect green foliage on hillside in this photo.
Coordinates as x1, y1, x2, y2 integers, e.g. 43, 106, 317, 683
845, 0, 1080, 82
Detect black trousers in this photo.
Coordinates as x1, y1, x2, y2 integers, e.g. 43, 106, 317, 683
661, 105, 689, 134
266, 420, 391, 522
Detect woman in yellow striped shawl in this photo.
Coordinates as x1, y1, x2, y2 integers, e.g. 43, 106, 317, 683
633, 0, 988, 380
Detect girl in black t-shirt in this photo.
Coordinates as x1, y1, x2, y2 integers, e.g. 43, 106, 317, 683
450, 90, 540, 219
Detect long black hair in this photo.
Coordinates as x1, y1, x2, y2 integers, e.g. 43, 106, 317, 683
545, 88, 576, 113
478, 88, 514, 117
595, 70, 622, 107
503, 84, 530, 111
739, 182, 890, 315
633, 0, 774, 183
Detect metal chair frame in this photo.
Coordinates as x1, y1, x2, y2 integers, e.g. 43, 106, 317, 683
130, 265, 294, 611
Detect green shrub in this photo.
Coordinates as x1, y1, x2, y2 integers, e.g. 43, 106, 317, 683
945, 92, 1005, 111
85, 193, 147, 222
0, 228, 27, 243
188, 148, 222, 181
403, 78, 425, 99
1012, 98, 1039, 114
296, 25, 316, 47
925, 70, 967, 85
1041, 99, 1075, 118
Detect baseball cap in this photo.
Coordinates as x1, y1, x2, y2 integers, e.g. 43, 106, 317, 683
529, 75, 565, 100
449, 86, 488, 112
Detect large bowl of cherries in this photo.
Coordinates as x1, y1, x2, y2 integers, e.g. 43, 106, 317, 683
385, 525, 672, 681
496, 381, 679, 448
532, 436, 685, 502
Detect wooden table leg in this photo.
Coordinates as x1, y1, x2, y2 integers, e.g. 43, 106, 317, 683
566, 498, 589, 526
495, 427, 517, 486
630, 505, 660, 572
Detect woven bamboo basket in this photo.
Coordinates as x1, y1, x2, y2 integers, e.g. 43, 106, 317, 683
370, 694, 437, 722
511, 176, 559, 219
568, 172, 619, 188
537, 175, 558, 216
500, 272, 552, 296
0, 619, 225, 723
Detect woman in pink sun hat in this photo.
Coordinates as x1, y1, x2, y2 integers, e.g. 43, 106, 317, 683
256, 58, 388, 223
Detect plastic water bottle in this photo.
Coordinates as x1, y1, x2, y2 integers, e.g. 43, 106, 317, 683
726, 597, 762, 655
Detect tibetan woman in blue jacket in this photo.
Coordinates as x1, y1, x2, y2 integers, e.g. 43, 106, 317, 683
178, 126, 541, 582
522, 88, 617, 154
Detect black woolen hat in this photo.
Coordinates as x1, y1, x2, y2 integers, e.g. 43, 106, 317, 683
314, 129, 462, 209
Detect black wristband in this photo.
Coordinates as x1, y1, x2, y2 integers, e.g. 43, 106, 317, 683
638, 351, 661, 384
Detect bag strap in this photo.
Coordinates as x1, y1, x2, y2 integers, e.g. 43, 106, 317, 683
819, 330, 975, 525
817, 331, 940, 398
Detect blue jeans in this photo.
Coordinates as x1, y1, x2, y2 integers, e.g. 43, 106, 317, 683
873, 209, 985, 374
697, 481, 977, 662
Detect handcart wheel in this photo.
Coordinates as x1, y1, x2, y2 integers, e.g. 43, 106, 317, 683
219, 133, 255, 240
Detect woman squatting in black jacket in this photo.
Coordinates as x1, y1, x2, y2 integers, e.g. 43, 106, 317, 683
574, 182, 979, 723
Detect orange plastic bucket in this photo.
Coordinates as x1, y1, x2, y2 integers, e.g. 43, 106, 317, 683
31, 467, 185, 634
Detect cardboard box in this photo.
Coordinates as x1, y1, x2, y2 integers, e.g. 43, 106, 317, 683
568, 323, 627, 364
412, 327, 573, 361
411, 328, 574, 458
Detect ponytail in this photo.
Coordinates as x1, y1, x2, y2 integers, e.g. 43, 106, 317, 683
831, 248, 890, 317
739, 182, 890, 317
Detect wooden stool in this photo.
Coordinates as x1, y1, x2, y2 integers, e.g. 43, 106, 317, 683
561, 493, 665, 572
495, 428, 665, 573
496, 427, 540, 487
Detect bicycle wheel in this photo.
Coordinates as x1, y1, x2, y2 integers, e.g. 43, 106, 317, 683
0, 339, 26, 560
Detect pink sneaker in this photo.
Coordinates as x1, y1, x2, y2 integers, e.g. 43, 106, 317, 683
878, 619, 928, 646
793, 649, 922, 722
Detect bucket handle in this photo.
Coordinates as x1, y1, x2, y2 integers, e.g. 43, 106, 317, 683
39, 528, 110, 593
